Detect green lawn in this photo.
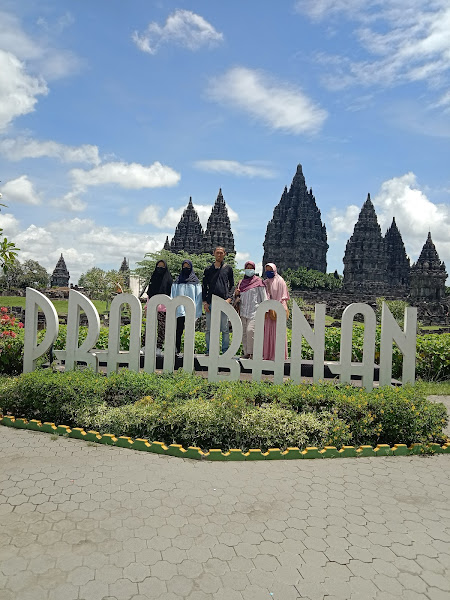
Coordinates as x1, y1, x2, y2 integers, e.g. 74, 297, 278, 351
416, 380, 450, 396
0, 296, 109, 315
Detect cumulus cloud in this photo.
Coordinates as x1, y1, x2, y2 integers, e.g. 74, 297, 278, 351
0, 50, 48, 131
297, 0, 450, 95
194, 160, 276, 179
0, 137, 101, 165
1, 213, 169, 283
139, 201, 238, 229
0, 9, 80, 81
208, 67, 327, 135
0, 175, 41, 205
50, 187, 87, 212
328, 172, 450, 265
70, 161, 181, 189
132, 9, 223, 54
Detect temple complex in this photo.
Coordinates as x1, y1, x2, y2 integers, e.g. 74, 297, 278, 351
262, 164, 328, 273
170, 197, 204, 254
50, 254, 70, 287
410, 233, 447, 301
343, 194, 387, 293
384, 217, 410, 292
203, 189, 235, 254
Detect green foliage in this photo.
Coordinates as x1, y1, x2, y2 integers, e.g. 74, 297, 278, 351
376, 297, 410, 327
134, 249, 243, 294
19, 260, 50, 289
1, 370, 446, 452
78, 267, 128, 308
283, 267, 343, 291
0, 306, 25, 374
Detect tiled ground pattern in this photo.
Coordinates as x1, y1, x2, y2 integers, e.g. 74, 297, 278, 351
0, 427, 449, 600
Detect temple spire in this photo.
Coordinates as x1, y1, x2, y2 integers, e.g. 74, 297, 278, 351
410, 232, 447, 301
203, 189, 235, 254
50, 254, 70, 287
170, 197, 204, 254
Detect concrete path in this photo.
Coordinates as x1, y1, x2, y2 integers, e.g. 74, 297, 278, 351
1, 427, 449, 600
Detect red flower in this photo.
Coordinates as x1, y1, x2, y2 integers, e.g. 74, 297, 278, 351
10, 332, 16, 338
1, 307, 7, 313
18, 322, 24, 328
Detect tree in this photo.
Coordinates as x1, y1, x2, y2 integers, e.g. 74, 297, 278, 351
78, 268, 128, 308
20, 260, 49, 289
0, 198, 19, 274
0, 259, 23, 291
134, 249, 243, 295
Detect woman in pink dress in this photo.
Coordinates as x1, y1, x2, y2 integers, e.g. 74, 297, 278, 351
263, 263, 290, 360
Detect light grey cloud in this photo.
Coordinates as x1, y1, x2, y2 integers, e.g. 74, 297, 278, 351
70, 161, 181, 189
208, 66, 327, 135
132, 9, 223, 55
194, 160, 276, 179
0, 137, 100, 165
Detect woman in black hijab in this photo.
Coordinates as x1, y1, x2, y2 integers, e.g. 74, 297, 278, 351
146, 260, 173, 351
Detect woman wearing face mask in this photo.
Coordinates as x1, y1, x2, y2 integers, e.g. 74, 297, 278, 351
235, 261, 267, 359
171, 260, 203, 355
263, 263, 290, 361
146, 260, 173, 352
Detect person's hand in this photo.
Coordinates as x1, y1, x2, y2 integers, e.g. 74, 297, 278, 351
226, 298, 232, 304
203, 302, 210, 313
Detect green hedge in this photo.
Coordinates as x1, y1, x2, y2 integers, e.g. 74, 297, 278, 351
0, 370, 447, 452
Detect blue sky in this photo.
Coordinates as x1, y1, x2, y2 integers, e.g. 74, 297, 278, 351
1, 0, 449, 283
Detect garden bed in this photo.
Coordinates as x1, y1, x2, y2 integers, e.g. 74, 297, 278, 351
0, 370, 448, 459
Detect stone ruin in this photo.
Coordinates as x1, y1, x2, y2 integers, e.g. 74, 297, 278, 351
50, 253, 69, 288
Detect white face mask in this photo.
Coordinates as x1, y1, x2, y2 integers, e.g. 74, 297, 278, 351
244, 269, 255, 277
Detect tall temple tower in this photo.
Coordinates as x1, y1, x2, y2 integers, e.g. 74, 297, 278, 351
163, 236, 171, 251
262, 164, 328, 273
384, 217, 410, 291
170, 197, 204, 254
119, 257, 130, 287
203, 189, 235, 254
50, 254, 70, 287
410, 232, 447, 301
343, 194, 387, 293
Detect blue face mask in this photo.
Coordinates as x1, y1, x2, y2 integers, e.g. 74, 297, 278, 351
244, 269, 255, 277
265, 271, 275, 279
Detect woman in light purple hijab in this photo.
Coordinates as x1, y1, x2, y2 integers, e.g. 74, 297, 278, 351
263, 263, 290, 361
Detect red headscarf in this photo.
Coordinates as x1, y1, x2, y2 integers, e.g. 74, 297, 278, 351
239, 261, 266, 293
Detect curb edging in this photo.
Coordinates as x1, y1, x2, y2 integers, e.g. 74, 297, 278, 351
1, 414, 449, 461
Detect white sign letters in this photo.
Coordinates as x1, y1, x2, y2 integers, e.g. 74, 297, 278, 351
23, 289, 417, 388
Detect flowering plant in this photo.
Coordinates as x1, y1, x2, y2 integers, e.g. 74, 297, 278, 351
0, 306, 25, 374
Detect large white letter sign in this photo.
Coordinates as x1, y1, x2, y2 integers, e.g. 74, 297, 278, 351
246, 300, 287, 383
379, 303, 417, 386
290, 303, 326, 383
107, 294, 142, 374
197, 295, 242, 382
60, 290, 101, 371
143, 294, 196, 374
329, 303, 376, 391
23, 288, 59, 373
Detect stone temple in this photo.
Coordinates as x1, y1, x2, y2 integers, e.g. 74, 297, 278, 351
203, 189, 235, 254
170, 197, 204, 254
263, 164, 328, 273
410, 232, 447, 301
50, 254, 70, 287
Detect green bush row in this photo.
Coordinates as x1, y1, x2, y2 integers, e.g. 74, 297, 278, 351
0, 370, 447, 452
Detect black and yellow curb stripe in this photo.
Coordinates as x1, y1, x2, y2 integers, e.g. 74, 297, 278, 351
1, 414, 449, 460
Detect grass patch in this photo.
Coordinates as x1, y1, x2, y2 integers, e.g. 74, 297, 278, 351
415, 380, 450, 396
0, 370, 447, 453
0, 296, 109, 315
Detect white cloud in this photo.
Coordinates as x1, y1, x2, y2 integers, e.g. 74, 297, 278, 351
194, 160, 276, 179
0, 50, 48, 131
0, 9, 80, 81
70, 161, 181, 189
132, 9, 223, 54
208, 67, 327, 135
297, 1, 450, 95
139, 202, 238, 229
328, 172, 450, 265
2, 213, 169, 282
0, 137, 100, 165
50, 187, 87, 212
0, 175, 41, 205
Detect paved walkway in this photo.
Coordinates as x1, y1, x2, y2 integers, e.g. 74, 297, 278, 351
1, 427, 449, 600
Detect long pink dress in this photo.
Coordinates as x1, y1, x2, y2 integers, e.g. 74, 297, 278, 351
263, 263, 290, 360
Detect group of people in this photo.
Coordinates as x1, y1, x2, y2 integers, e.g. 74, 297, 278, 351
146, 246, 290, 361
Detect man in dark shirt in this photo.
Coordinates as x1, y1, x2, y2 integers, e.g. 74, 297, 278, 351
202, 246, 234, 354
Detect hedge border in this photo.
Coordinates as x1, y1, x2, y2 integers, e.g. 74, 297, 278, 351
1, 414, 449, 460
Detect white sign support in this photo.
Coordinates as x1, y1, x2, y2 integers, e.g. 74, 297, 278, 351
23, 288, 59, 373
